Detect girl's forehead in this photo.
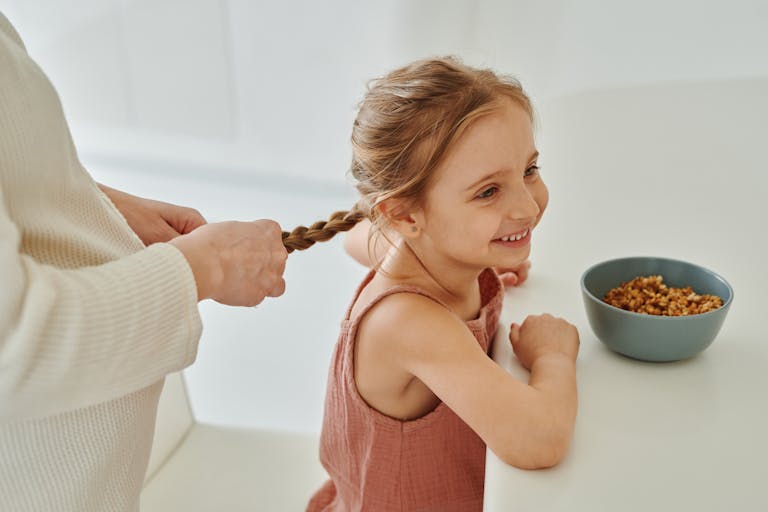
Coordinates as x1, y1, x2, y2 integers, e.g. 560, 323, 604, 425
432, 102, 536, 187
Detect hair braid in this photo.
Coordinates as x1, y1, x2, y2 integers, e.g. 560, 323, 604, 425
282, 208, 366, 253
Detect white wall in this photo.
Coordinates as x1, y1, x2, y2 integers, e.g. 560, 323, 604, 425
2, 0, 766, 433
471, 0, 768, 100
0, 0, 487, 185
4, 0, 767, 184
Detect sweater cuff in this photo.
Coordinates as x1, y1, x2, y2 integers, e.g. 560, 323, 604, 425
133, 242, 203, 370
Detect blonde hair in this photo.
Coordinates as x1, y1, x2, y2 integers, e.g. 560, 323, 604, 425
282, 56, 533, 255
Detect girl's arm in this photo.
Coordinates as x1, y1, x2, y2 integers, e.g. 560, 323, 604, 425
343, 219, 376, 267
360, 293, 579, 469
343, 219, 390, 268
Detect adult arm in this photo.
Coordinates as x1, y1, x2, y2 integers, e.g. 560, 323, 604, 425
0, 186, 201, 421
0, 183, 291, 422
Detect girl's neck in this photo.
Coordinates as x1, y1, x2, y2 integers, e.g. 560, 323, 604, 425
380, 239, 483, 311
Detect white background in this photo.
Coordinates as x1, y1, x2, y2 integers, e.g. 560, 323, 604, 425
1, 0, 766, 434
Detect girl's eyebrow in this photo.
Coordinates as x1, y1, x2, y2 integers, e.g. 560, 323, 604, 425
465, 169, 506, 192
464, 150, 539, 192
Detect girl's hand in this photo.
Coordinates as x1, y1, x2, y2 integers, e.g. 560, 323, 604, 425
98, 183, 207, 245
509, 314, 580, 370
495, 260, 531, 288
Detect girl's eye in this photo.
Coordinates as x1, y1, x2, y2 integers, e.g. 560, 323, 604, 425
476, 186, 498, 199
524, 165, 540, 177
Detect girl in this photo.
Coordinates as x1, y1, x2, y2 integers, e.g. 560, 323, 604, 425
283, 57, 579, 512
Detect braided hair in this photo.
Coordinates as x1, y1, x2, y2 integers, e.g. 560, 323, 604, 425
282, 208, 366, 254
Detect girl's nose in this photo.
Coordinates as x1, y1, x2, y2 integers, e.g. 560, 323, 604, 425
506, 184, 540, 221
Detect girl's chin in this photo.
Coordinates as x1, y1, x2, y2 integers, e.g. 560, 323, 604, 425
490, 242, 531, 261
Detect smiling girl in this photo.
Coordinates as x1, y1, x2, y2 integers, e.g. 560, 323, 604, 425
283, 57, 580, 512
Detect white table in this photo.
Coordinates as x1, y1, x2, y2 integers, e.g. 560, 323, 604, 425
483, 79, 768, 511
486, 272, 766, 511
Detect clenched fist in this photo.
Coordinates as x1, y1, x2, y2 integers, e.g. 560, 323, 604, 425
508, 314, 580, 370
170, 220, 288, 306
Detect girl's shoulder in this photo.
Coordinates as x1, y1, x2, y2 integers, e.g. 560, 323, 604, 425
352, 277, 474, 361
359, 287, 455, 331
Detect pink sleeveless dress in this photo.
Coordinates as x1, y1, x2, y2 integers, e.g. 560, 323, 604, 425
307, 268, 503, 512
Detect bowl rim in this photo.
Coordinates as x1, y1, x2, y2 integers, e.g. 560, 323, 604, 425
580, 255, 734, 320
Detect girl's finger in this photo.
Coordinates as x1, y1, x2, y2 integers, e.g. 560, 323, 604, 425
508, 322, 520, 345
499, 272, 519, 287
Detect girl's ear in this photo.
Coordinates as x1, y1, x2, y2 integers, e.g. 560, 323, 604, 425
377, 198, 421, 239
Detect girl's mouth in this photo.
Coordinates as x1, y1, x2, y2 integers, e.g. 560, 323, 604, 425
493, 228, 530, 247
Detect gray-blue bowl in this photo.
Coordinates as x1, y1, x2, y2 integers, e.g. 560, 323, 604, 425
580, 256, 733, 362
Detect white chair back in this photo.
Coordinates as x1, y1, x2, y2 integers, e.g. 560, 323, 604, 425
144, 372, 195, 484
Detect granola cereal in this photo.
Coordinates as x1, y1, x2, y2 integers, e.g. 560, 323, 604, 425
603, 275, 723, 316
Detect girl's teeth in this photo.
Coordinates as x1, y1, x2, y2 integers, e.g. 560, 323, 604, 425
500, 229, 528, 242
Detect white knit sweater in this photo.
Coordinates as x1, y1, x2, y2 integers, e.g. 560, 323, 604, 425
0, 13, 202, 511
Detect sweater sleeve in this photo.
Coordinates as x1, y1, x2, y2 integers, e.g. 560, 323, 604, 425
0, 186, 203, 422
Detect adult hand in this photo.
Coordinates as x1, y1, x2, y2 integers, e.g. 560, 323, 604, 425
495, 259, 531, 288
98, 183, 207, 245
169, 220, 288, 306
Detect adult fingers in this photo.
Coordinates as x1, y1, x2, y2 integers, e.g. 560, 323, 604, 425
174, 207, 207, 234
183, 208, 208, 232
142, 220, 181, 245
